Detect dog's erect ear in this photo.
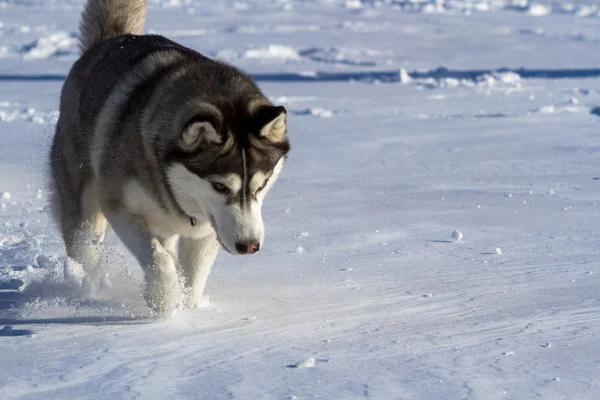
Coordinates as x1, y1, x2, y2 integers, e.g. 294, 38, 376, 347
180, 118, 222, 150
255, 105, 287, 143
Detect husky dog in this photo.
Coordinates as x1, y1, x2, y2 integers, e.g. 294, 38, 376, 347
49, 0, 290, 313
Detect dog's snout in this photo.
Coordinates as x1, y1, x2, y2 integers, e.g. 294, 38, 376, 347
235, 242, 260, 255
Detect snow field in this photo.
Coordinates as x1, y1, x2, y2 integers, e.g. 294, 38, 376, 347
0, 0, 600, 399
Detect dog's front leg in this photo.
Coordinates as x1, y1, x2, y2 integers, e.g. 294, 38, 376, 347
179, 233, 219, 309
105, 210, 183, 314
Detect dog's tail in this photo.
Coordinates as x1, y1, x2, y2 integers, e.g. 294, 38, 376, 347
79, 0, 147, 53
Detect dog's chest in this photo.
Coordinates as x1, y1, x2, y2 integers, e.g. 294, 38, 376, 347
122, 180, 211, 239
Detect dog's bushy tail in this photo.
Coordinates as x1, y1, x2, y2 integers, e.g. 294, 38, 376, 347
79, 0, 147, 53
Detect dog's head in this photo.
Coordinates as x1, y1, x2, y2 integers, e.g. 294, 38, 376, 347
165, 98, 290, 255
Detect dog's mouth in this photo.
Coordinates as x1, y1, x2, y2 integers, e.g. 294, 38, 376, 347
208, 215, 235, 255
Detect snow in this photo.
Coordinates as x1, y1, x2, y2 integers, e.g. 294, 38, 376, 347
22, 32, 77, 59
451, 229, 463, 241
527, 4, 552, 17
399, 67, 411, 83
243, 45, 300, 61
293, 107, 335, 118
290, 358, 317, 369
1, 0, 600, 399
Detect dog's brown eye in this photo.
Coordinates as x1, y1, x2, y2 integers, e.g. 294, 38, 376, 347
256, 179, 268, 193
212, 182, 229, 194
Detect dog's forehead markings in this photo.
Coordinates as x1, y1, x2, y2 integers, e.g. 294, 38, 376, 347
249, 171, 269, 192
241, 148, 248, 206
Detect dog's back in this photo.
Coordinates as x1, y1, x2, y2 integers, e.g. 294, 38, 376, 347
50, 0, 148, 244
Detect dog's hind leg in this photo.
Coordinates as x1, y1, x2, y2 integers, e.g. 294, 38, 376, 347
50, 126, 108, 289
60, 181, 109, 290
179, 233, 219, 309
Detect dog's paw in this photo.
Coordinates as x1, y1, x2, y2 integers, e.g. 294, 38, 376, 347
63, 257, 85, 289
184, 291, 210, 310
144, 278, 183, 315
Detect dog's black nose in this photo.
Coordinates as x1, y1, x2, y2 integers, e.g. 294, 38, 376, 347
235, 242, 260, 255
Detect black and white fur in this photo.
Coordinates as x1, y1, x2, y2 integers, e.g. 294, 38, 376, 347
50, 0, 290, 313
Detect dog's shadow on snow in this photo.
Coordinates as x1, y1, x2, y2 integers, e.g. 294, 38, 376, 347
0, 245, 162, 331
0, 279, 156, 330
0, 291, 159, 330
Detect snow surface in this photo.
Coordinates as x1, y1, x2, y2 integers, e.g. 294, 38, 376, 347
1, 0, 600, 399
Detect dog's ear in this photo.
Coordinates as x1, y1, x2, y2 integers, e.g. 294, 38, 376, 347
180, 118, 222, 150
255, 105, 287, 143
